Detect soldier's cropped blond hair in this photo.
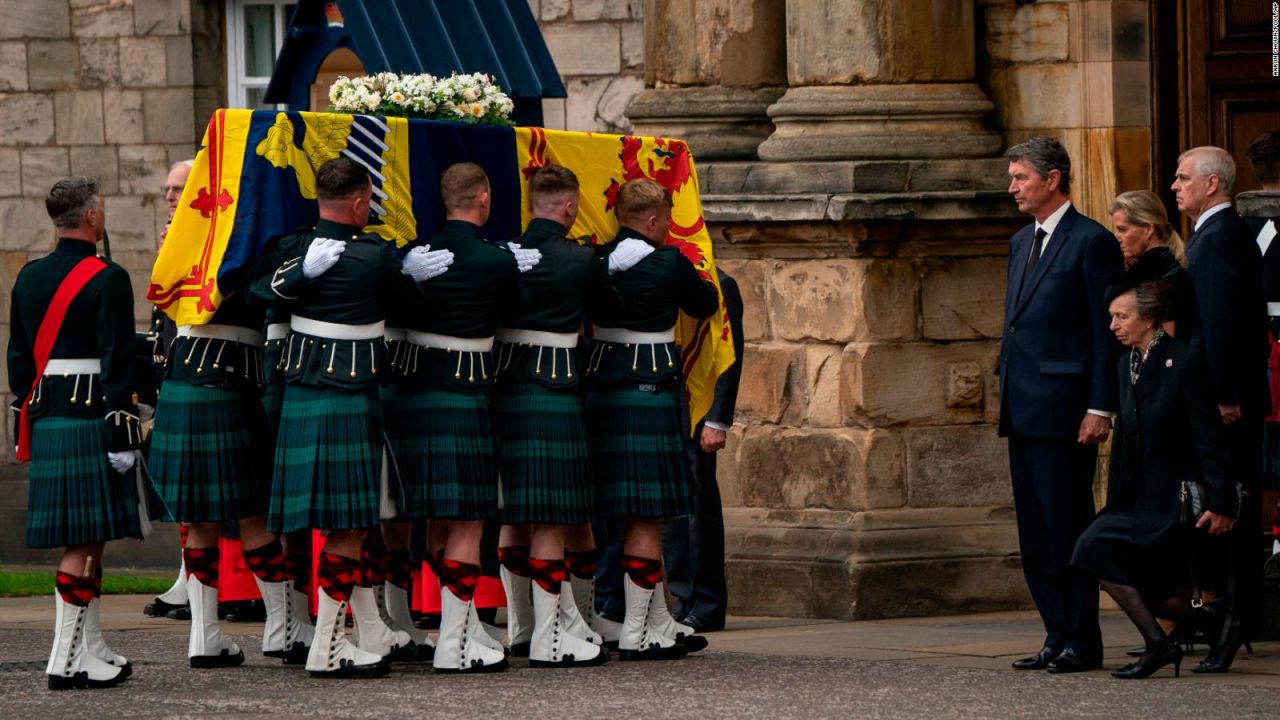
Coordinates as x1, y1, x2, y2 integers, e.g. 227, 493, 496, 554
616, 178, 672, 225
441, 162, 490, 212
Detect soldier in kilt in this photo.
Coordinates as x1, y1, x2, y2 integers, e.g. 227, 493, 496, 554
143, 160, 191, 620
492, 165, 608, 667
255, 157, 452, 678
8, 177, 143, 689
148, 280, 312, 668
585, 178, 718, 661
356, 300, 438, 661
386, 162, 538, 673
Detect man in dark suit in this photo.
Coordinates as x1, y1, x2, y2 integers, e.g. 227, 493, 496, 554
999, 137, 1123, 673
662, 268, 744, 633
1174, 145, 1270, 670
1244, 133, 1280, 496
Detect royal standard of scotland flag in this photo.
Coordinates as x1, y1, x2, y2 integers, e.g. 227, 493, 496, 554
148, 109, 733, 433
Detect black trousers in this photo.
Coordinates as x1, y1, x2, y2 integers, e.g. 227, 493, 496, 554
593, 516, 626, 620
1008, 434, 1102, 654
661, 443, 727, 625
1225, 417, 1264, 639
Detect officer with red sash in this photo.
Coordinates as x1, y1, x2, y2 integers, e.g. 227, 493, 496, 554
8, 177, 143, 689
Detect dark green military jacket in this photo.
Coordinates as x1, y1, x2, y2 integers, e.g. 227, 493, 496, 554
399, 220, 519, 394
409, 220, 519, 337
586, 227, 719, 385
163, 291, 265, 392
237, 218, 425, 391
496, 218, 610, 389
7, 238, 140, 451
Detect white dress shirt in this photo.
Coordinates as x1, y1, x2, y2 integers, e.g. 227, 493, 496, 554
1193, 201, 1232, 233
1030, 200, 1072, 259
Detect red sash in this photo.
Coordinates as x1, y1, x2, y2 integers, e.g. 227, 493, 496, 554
15, 256, 108, 462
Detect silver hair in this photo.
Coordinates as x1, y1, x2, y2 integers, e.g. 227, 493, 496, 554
170, 159, 195, 172
1005, 136, 1072, 195
1177, 146, 1236, 195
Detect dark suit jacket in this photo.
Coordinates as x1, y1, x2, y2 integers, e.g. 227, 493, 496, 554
998, 204, 1124, 438
704, 269, 743, 427
1107, 338, 1234, 546
1184, 208, 1269, 416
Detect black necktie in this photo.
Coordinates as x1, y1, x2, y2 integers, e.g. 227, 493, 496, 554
1020, 227, 1047, 301
1027, 227, 1047, 272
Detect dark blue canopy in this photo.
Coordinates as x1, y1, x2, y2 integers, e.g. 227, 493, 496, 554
264, 0, 565, 125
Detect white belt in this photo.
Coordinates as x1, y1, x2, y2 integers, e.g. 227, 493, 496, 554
406, 331, 495, 352
178, 324, 263, 346
43, 358, 101, 375
496, 328, 579, 349
593, 325, 676, 344
384, 327, 407, 342
1267, 302, 1280, 318
291, 315, 385, 341
265, 323, 290, 342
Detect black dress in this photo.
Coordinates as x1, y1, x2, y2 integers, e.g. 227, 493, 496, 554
1071, 334, 1235, 596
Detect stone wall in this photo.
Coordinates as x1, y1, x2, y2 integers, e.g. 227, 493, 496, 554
528, 0, 645, 132
0, 0, 197, 565
977, 0, 1152, 221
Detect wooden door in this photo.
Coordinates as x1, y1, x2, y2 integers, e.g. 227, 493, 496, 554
1154, 0, 1280, 197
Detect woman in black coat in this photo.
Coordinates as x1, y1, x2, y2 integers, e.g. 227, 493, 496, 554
1109, 190, 1198, 339
1071, 279, 1236, 679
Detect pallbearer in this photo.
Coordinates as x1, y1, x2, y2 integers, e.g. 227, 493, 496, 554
8, 177, 142, 689
258, 157, 452, 678
494, 164, 607, 667
386, 162, 537, 673
585, 178, 718, 660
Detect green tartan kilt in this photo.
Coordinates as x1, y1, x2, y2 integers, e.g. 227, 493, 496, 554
149, 381, 270, 523
585, 386, 693, 519
493, 383, 593, 525
269, 383, 383, 533
386, 388, 496, 520
26, 416, 143, 548
261, 379, 284, 431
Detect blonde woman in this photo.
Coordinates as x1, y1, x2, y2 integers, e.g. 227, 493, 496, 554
1109, 190, 1197, 339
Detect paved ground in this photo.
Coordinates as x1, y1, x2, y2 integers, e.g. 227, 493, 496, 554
1, 595, 1278, 718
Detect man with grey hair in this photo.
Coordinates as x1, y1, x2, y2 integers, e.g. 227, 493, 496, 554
998, 136, 1122, 674
8, 177, 143, 689
1172, 145, 1268, 673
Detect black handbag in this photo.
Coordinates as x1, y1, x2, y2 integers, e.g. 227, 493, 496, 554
1178, 479, 1244, 524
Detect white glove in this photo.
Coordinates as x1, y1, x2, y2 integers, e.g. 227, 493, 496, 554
608, 238, 654, 275
402, 245, 455, 282
302, 237, 346, 279
108, 451, 136, 474
508, 243, 542, 273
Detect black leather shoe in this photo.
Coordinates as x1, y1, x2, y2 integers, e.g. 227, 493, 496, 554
1011, 646, 1058, 670
222, 600, 266, 622
143, 597, 186, 618
1193, 621, 1246, 674
1046, 647, 1102, 674
676, 634, 708, 653
1112, 642, 1182, 679
681, 615, 726, 633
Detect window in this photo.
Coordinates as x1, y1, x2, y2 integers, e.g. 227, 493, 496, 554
226, 1, 297, 110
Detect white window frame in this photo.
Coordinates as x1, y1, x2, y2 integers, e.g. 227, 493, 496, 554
225, 0, 297, 110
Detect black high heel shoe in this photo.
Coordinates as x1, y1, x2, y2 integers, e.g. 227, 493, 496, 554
1192, 621, 1246, 674
1112, 642, 1183, 679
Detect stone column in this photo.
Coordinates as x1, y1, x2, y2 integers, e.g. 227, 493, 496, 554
625, 0, 786, 160
757, 0, 1001, 161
